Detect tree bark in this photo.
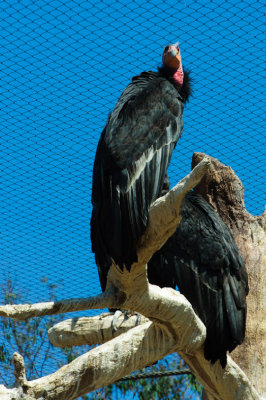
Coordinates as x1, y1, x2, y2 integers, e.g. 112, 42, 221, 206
192, 153, 266, 398
48, 312, 149, 347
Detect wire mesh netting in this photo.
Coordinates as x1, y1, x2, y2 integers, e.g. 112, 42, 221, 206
0, 0, 265, 393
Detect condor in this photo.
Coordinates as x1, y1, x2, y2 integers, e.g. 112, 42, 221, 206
91, 43, 191, 286
90, 44, 248, 367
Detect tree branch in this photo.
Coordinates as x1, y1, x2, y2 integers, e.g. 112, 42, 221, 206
1, 316, 260, 400
0, 157, 211, 322
48, 312, 149, 347
0, 289, 116, 321
0, 155, 262, 400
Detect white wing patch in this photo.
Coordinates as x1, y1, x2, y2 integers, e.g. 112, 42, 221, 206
124, 119, 181, 191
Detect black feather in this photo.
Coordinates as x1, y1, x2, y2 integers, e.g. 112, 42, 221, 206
148, 190, 248, 367
91, 66, 191, 288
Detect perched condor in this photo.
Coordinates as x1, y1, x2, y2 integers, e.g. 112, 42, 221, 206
148, 183, 249, 368
91, 43, 191, 291
91, 43, 248, 368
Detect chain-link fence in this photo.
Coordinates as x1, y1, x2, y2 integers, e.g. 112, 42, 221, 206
0, 0, 265, 392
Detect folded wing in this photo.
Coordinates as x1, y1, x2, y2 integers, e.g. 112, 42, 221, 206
91, 71, 189, 290
148, 190, 249, 367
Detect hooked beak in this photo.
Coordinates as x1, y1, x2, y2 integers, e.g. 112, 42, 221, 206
170, 48, 178, 58
163, 44, 182, 69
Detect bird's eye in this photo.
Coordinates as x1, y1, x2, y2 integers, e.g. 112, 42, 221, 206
165, 45, 170, 51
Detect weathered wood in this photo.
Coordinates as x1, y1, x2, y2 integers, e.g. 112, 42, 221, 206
0, 155, 263, 400
192, 152, 266, 398
48, 312, 149, 347
1, 292, 260, 400
0, 290, 116, 321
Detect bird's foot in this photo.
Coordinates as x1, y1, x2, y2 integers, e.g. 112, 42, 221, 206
111, 310, 142, 331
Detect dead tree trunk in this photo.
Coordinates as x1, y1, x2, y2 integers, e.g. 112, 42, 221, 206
192, 153, 266, 398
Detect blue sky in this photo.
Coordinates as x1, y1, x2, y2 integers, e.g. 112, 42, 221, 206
0, 0, 265, 389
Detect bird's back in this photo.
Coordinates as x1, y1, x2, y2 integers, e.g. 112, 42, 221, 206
148, 190, 249, 367
91, 70, 190, 290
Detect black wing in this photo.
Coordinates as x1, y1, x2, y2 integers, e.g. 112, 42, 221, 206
148, 191, 249, 367
91, 71, 190, 291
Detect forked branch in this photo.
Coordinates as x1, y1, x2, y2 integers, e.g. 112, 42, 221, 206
0, 156, 261, 400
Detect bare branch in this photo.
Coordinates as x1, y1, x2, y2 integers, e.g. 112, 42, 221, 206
138, 155, 212, 265
1, 318, 261, 400
181, 351, 260, 400
0, 155, 261, 400
1, 322, 177, 400
0, 289, 116, 321
48, 286, 260, 400
12, 353, 27, 387
48, 312, 149, 347
0, 157, 211, 322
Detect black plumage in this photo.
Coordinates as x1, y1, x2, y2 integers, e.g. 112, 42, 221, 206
91, 45, 191, 291
148, 189, 249, 367
90, 44, 248, 367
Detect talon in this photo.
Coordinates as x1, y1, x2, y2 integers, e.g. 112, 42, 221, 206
111, 310, 123, 331
135, 312, 142, 326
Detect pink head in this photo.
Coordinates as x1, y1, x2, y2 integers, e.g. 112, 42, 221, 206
162, 42, 183, 85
